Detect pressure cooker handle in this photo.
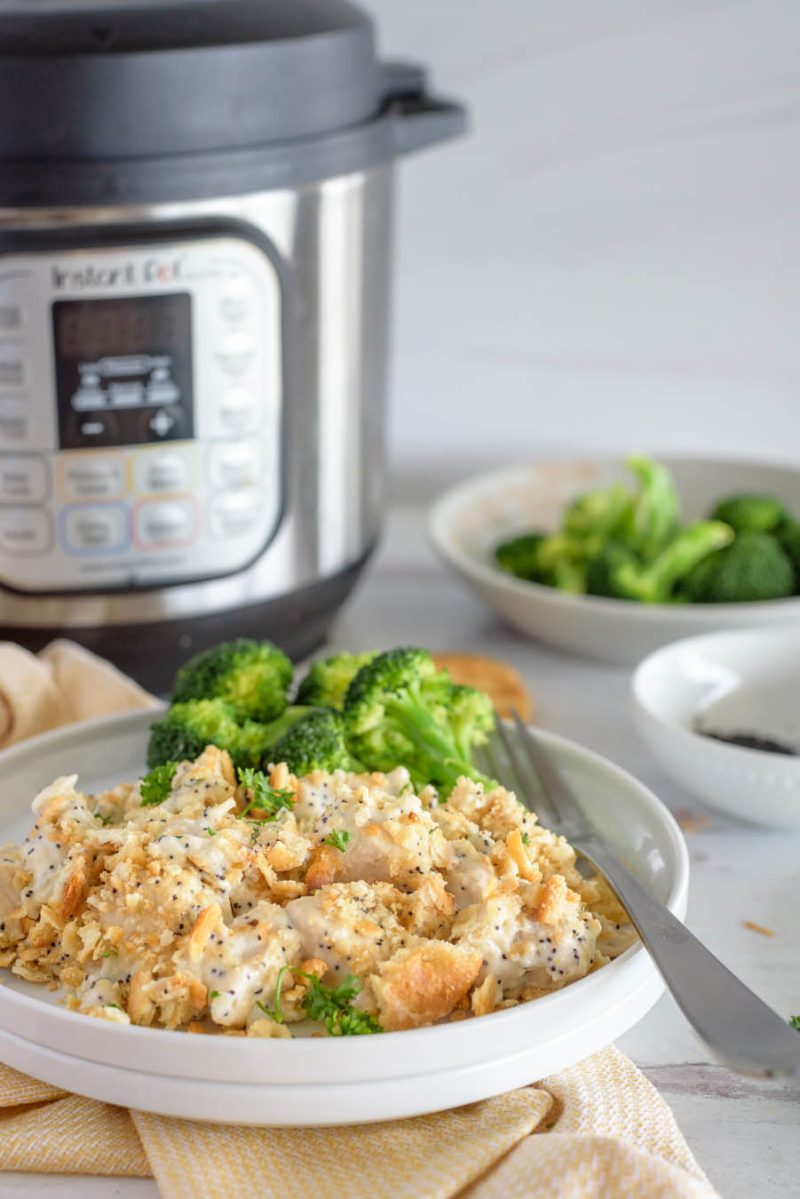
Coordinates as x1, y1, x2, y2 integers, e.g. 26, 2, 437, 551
381, 60, 468, 157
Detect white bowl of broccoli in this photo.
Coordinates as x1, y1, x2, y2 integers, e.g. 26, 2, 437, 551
429, 455, 800, 666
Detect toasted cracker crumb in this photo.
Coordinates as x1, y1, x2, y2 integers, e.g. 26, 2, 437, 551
675, 809, 711, 833
743, 920, 775, 937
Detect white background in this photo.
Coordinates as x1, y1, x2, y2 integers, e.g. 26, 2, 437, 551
367, 1, 800, 475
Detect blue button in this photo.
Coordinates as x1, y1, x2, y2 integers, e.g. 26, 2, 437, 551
60, 503, 130, 555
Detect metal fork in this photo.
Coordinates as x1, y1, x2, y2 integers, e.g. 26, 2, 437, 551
482, 710, 800, 1079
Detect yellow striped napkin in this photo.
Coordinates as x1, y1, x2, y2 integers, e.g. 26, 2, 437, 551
0, 1047, 717, 1199
0, 641, 719, 1199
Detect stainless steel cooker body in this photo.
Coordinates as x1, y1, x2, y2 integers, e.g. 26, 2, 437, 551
0, 171, 393, 684
0, 0, 465, 688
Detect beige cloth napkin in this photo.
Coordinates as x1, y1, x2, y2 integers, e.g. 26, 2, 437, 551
0, 638, 159, 747
0, 640, 719, 1199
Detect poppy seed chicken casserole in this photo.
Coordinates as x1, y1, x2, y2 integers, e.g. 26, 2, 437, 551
0, 745, 635, 1036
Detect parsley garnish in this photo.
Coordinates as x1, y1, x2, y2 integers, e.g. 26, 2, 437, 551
209, 990, 220, 1000
106, 1003, 122, 1011
255, 966, 381, 1035
302, 972, 382, 1036
256, 964, 292, 1024
101, 948, 119, 959
237, 768, 294, 820
140, 762, 178, 805
790, 1015, 800, 1031
94, 811, 113, 826
521, 832, 531, 845
206, 827, 217, 837
322, 829, 351, 852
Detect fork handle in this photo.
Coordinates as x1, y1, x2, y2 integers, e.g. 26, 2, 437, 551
576, 836, 800, 1078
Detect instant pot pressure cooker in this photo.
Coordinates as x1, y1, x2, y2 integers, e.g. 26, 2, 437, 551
0, 0, 464, 689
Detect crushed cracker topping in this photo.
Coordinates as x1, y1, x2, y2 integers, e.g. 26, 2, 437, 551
0, 750, 634, 1036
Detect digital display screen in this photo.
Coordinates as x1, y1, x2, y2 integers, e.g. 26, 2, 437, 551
56, 297, 187, 359
52, 293, 194, 449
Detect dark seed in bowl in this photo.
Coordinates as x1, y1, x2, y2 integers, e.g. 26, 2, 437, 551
696, 727, 799, 756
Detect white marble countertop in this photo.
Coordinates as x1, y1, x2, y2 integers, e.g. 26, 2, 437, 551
1, 501, 798, 1198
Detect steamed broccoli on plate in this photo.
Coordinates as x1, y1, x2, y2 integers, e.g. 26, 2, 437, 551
343, 647, 495, 794
295, 650, 375, 709
494, 456, 800, 605
146, 641, 497, 796
147, 698, 273, 770
270, 707, 361, 776
172, 638, 292, 722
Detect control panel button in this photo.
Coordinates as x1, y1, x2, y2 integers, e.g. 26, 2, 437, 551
0, 306, 23, 333
219, 278, 256, 323
137, 406, 188, 441
216, 333, 255, 377
0, 345, 24, 388
0, 508, 51, 556
68, 410, 121, 447
135, 499, 195, 547
63, 504, 128, 553
61, 456, 125, 501
219, 388, 259, 431
0, 399, 27, 442
135, 450, 191, 495
209, 490, 260, 539
146, 366, 180, 406
0, 456, 48, 503
208, 441, 261, 491
108, 380, 146, 408
72, 375, 106, 410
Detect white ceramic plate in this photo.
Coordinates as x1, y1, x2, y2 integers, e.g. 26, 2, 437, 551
429, 456, 800, 666
633, 628, 800, 829
0, 710, 688, 1125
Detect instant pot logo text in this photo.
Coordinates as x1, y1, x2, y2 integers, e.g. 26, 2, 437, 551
51, 256, 184, 290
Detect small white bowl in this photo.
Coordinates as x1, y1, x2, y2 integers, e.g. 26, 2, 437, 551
632, 627, 800, 828
429, 456, 800, 666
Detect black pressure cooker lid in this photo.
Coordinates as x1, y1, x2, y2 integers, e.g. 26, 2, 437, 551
0, 0, 381, 158
0, 0, 466, 206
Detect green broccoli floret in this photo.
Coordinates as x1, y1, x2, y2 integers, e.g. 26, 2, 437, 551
563, 482, 634, 547
585, 540, 639, 598
680, 530, 794, 603
343, 648, 495, 794
494, 532, 547, 581
147, 699, 270, 770
448, 684, 496, 762
171, 639, 292, 722
268, 708, 361, 776
533, 534, 589, 593
710, 494, 788, 535
624, 455, 681, 560
258, 704, 313, 745
295, 652, 376, 709
587, 522, 734, 603
776, 521, 800, 587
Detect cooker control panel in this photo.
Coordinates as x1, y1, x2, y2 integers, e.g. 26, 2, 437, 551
0, 235, 282, 592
